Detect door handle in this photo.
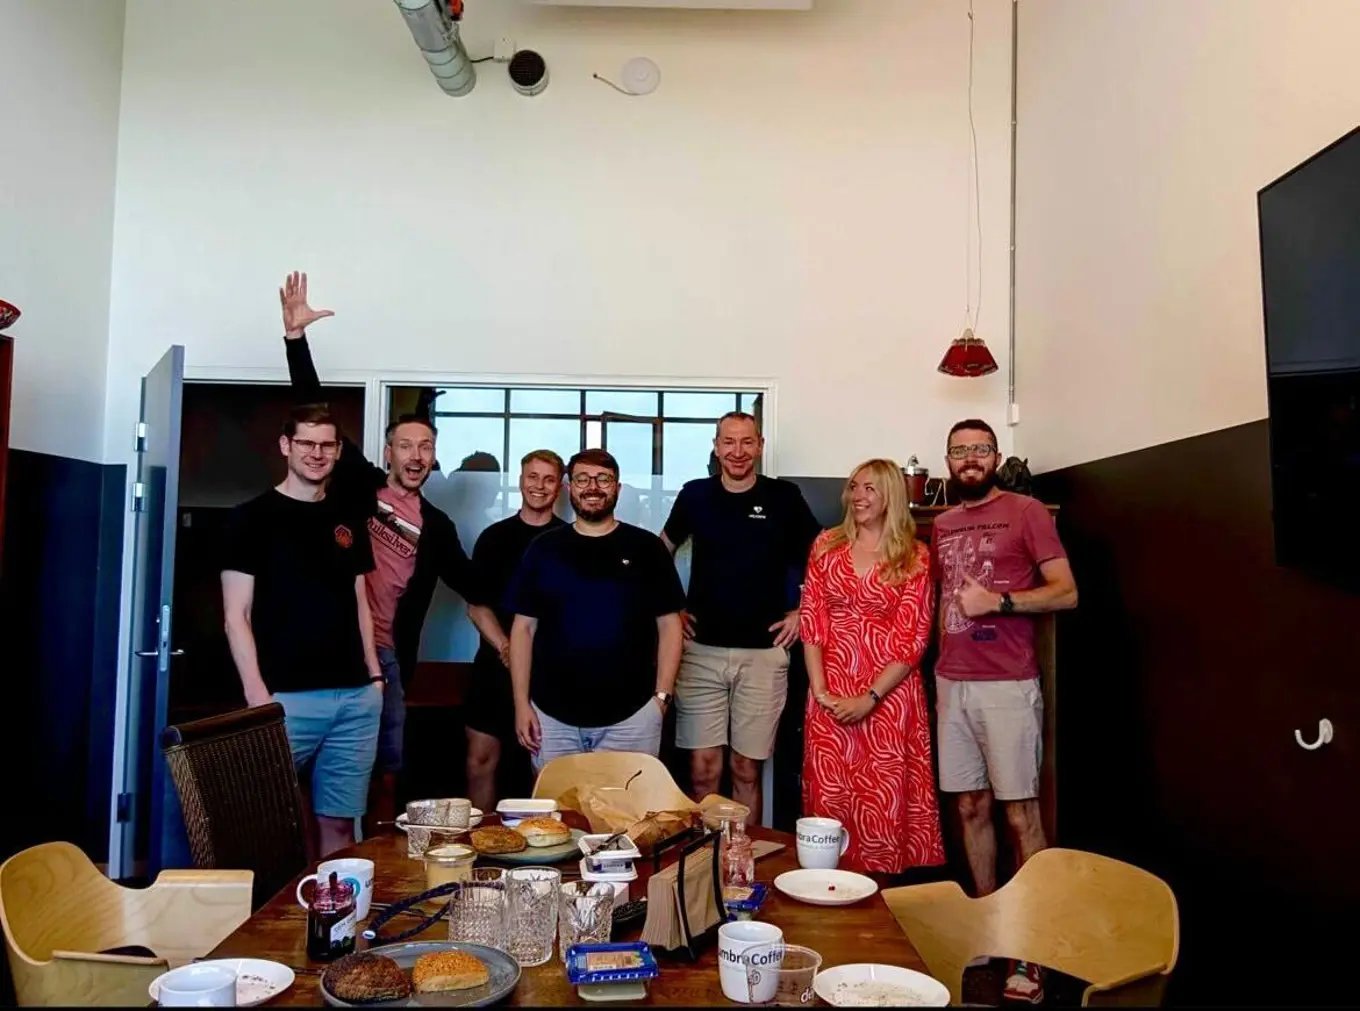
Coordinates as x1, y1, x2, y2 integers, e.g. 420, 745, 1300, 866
135, 649, 185, 658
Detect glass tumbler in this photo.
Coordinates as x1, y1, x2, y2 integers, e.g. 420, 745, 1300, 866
505, 866, 561, 967
447, 879, 508, 950
744, 943, 823, 1006
558, 881, 614, 962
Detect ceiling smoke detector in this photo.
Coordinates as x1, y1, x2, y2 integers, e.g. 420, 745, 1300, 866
509, 50, 549, 96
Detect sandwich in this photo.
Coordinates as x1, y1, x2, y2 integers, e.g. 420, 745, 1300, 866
324, 952, 411, 1003
516, 815, 571, 848
471, 825, 528, 855
412, 950, 490, 993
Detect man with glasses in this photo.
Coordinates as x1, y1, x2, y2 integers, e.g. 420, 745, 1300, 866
275, 272, 502, 832
508, 449, 686, 767
221, 404, 383, 857
933, 418, 1078, 1004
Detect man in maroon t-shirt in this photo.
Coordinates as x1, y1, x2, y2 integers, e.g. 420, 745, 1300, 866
933, 419, 1078, 1003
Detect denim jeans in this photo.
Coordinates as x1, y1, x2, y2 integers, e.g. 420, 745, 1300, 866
531, 698, 664, 772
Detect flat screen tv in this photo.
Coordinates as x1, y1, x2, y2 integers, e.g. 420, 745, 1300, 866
1258, 124, 1360, 590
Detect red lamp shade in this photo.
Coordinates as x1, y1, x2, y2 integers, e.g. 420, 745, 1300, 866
937, 327, 998, 377
0, 300, 19, 331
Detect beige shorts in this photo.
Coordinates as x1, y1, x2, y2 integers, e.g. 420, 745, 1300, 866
936, 675, 1043, 801
674, 642, 789, 761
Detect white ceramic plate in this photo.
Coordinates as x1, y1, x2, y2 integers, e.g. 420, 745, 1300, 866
395, 808, 483, 833
813, 963, 950, 1007
773, 868, 878, 906
150, 959, 295, 1007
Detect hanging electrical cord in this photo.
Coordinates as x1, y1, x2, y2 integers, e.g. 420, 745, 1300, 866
964, 0, 984, 337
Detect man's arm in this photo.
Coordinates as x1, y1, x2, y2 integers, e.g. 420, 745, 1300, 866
469, 605, 510, 665
957, 558, 1078, 617
222, 571, 271, 708
355, 575, 383, 684
510, 615, 541, 752
655, 613, 683, 702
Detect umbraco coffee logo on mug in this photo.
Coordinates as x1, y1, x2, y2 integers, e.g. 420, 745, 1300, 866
796, 817, 850, 870
717, 920, 784, 1003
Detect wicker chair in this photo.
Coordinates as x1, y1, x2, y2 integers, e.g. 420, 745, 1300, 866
160, 703, 308, 910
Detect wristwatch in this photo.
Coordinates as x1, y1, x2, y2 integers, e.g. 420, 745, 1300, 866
654, 690, 672, 709
867, 688, 882, 706
999, 592, 1015, 614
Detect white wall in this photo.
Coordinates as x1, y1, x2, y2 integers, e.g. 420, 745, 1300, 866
1014, 0, 1360, 473
104, 0, 1014, 476
1, 0, 125, 463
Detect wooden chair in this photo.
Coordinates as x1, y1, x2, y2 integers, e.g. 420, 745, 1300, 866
883, 848, 1179, 1006
532, 751, 692, 814
0, 841, 252, 1006
161, 703, 309, 909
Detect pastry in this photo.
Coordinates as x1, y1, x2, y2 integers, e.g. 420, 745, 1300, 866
412, 949, 490, 992
471, 825, 528, 855
324, 952, 411, 1003
516, 815, 571, 847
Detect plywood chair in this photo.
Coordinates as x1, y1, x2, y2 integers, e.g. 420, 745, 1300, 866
0, 841, 252, 1006
533, 751, 692, 815
883, 848, 1179, 1006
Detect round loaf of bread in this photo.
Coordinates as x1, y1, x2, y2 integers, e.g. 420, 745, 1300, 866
516, 815, 571, 847
471, 825, 527, 855
412, 949, 490, 992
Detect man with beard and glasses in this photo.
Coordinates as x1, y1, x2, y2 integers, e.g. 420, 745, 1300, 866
222, 404, 382, 857
932, 418, 1078, 1005
661, 412, 821, 824
277, 272, 504, 831
508, 449, 685, 768
463, 449, 567, 810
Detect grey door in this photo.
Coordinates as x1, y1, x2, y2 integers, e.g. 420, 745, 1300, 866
114, 345, 186, 878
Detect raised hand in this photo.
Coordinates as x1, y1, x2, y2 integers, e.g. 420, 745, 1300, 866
279, 270, 335, 337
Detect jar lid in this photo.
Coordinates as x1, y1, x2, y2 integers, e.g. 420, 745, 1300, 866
426, 843, 475, 861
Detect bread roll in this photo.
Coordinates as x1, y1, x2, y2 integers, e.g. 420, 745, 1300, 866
516, 815, 571, 847
412, 950, 489, 992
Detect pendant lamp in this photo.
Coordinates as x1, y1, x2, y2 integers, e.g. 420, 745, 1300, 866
938, 327, 997, 377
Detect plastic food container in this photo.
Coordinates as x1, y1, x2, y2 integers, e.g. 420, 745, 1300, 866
565, 941, 659, 1002
495, 798, 560, 827
579, 834, 642, 871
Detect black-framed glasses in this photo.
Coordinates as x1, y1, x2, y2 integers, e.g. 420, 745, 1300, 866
291, 438, 340, 456
947, 443, 996, 460
570, 473, 617, 490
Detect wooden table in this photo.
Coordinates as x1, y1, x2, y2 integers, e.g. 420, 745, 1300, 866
209, 824, 925, 1005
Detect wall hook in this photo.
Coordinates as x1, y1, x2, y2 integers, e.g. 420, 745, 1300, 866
1294, 718, 1334, 751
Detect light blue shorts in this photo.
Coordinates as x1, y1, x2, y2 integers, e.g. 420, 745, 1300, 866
531, 698, 664, 772
275, 684, 383, 819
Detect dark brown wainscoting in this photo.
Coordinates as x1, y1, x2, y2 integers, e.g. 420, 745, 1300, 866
1036, 419, 1359, 1006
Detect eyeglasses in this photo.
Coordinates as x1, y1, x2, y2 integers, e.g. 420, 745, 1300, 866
570, 474, 617, 490
947, 443, 997, 460
291, 438, 340, 457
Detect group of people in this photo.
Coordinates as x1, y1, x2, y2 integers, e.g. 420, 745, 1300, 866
221, 273, 1077, 997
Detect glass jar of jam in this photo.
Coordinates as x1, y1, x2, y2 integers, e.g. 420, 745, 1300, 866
305, 877, 357, 962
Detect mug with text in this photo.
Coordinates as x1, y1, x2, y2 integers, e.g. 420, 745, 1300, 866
717, 920, 784, 1003
297, 857, 375, 922
796, 816, 850, 870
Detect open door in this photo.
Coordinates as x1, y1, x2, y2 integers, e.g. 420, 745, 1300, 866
113, 345, 187, 879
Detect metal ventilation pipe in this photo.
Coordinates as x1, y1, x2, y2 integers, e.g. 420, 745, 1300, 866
395, 0, 476, 97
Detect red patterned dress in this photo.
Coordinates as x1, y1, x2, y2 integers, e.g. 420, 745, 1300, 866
800, 534, 945, 873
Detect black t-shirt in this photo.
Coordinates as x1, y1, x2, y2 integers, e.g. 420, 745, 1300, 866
468, 513, 566, 671
507, 522, 685, 728
662, 476, 822, 648
221, 490, 375, 693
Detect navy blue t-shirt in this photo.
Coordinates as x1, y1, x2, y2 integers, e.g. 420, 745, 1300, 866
507, 522, 685, 728
662, 476, 822, 648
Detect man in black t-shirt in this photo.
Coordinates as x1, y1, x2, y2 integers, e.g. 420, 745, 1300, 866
463, 449, 567, 810
661, 412, 822, 824
221, 404, 384, 858
508, 449, 685, 769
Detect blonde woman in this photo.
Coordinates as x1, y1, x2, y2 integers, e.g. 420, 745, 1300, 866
800, 459, 945, 873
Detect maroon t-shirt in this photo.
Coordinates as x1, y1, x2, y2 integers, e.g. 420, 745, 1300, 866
932, 491, 1066, 681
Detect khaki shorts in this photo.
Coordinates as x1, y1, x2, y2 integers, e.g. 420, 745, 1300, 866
675, 642, 789, 761
936, 675, 1043, 801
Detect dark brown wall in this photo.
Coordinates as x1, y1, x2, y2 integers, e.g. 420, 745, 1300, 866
1037, 420, 1359, 1005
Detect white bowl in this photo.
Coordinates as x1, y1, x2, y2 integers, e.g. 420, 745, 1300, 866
813, 963, 950, 1007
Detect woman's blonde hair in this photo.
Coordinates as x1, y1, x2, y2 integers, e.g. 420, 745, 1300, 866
817, 458, 920, 585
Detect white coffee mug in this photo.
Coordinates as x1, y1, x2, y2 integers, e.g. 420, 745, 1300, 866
717, 920, 784, 1003
796, 816, 850, 870
156, 964, 237, 1006
297, 857, 376, 921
